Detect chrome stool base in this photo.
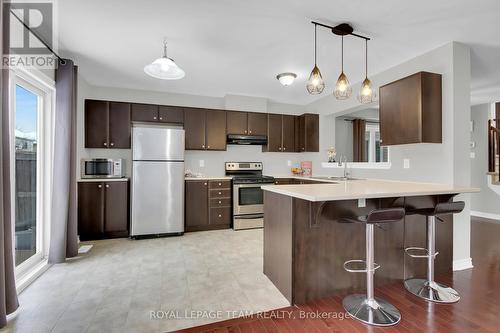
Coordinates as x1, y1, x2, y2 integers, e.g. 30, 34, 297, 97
343, 294, 401, 326
404, 278, 460, 303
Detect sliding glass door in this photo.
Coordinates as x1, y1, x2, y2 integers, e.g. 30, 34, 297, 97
10, 70, 53, 276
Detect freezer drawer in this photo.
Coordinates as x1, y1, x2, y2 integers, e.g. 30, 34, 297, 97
131, 161, 184, 235
132, 125, 185, 161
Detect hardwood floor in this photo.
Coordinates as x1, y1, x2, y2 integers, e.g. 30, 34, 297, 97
176, 217, 500, 333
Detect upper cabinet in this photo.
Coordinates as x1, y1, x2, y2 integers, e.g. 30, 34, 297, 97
158, 106, 184, 124
131, 104, 184, 124
184, 108, 226, 150
85, 99, 131, 149
131, 103, 158, 122
264, 114, 296, 153
296, 113, 319, 152
226, 111, 268, 136
379, 71, 442, 146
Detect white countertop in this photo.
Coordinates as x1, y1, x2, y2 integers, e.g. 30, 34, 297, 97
185, 176, 233, 180
262, 178, 479, 202
78, 178, 129, 182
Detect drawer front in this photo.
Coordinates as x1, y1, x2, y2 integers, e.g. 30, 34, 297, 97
209, 188, 231, 199
209, 207, 231, 225
274, 178, 293, 185
208, 180, 231, 189
209, 198, 231, 207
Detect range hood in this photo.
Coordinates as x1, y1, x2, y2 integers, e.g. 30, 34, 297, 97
227, 134, 267, 145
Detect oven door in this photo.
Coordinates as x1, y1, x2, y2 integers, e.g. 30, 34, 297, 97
233, 183, 264, 215
81, 159, 114, 178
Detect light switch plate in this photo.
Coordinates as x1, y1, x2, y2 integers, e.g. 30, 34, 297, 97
358, 198, 366, 208
199, 160, 205, 167
403, 159, 410, 169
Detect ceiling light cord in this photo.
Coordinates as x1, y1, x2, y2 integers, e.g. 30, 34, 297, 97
314, 25, 317, 65
365, 39, 368, 79
341, 36, 344, 72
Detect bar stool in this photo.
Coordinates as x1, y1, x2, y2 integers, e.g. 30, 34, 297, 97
342, 207, 405, 326
404, 201, 465, 303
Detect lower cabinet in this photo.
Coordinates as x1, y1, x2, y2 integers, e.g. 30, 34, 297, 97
78, 180, 129, 241
185, 179, 231, 232
274, 177, 324, 185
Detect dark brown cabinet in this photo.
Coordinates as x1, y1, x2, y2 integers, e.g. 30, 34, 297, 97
296, 113, 319, 152
184, 108, 226, 150
185, 180, 209, 230
159, 105, 184, 124
379, 71, 442, 145
78, 180, 129, 241
226, 111, 268, 136
185, 179, 231, 231
85, 100, 131, 149
131, 103, 159, 122
264, 114, 296, 153
131, 103, 184, 124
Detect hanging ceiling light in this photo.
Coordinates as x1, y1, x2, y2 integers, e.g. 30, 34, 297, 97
144, 40, 185, 80
276, 72, 297, 86
334, 36, 352, 99
358, 39, 376, 103
306, 24, 325, 95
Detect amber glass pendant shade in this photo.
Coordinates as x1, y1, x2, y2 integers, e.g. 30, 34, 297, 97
307, 65, 325, 95
358, 77, 376, 103
334, 71, 352, 99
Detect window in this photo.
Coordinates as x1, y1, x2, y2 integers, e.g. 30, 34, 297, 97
365, 123, 389, 163
10, 68, 54, 278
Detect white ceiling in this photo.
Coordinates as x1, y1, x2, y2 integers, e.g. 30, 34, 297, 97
57, 0, 500, 105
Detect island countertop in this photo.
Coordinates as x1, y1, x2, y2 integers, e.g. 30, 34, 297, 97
261, 178, 479, 202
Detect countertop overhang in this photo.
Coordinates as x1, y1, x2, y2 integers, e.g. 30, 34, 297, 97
261, 179, 479, 202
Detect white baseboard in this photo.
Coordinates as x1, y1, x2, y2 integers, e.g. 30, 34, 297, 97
470, 210, 500, 221
453, 258, 473, 271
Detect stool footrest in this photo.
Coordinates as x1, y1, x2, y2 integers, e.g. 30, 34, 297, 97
404, 247, 439, 259
343, 259, 380, 273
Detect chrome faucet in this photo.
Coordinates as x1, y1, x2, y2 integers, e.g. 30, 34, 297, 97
337, 155, 350, 179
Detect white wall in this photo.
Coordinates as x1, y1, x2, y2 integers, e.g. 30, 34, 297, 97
470, 103, 500, 215
305, 42, 473, 265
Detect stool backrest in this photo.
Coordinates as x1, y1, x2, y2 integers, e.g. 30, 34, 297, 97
366, 208, 405, 224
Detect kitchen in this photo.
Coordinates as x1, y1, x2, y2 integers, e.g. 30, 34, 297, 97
2, 1, 500, 333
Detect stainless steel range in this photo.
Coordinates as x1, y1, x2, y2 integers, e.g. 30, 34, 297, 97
225, 162, 275, 230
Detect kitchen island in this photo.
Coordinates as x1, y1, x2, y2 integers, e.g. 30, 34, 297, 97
261, 179, 478, 305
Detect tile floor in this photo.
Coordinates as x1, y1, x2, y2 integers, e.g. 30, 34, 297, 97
1, 229, 290, 333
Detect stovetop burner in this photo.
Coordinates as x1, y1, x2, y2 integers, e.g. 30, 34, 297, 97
232, 175, 275, 184
225, 162, 275, 184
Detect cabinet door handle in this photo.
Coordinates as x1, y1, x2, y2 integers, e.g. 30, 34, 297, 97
153, 116, 157, 120
98, 184, 102, 188
218, 182, 222, 186
103, 142, 107, 146
110, 142, 114, 147
244, 130, 247, 134
105, 184, 109, 188
218, 200, 221, 204
218, 214, 222, 218
218, 191, 221, 195
249, 130, 252, 134
159, 117, 163, 120
278, 147, 281, 151
202, 145, 205, 149
207, 145, 210, 149
204, 183, 207, 186
283, 147, 286, 151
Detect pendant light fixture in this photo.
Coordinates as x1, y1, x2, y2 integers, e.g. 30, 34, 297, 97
144, 40, 185, 80
358, 39, 376, 103
306, 24, 325, 95
334, 36, 352, 100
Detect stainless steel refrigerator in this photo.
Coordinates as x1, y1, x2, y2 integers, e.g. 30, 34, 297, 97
131, 124, 185, 237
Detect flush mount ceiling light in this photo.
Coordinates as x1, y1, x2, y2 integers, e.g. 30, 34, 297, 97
144, 40, 185, 80
277, 72, 297, 86
358, 39, 376, 104
306, 24, 325, 95
309, 21, 373, 102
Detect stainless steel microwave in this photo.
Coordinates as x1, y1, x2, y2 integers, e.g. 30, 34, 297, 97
80, 159, 125, 179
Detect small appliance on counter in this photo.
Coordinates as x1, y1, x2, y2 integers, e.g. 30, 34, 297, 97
300, 161, 312, 177
81, 158, 125, 179
225, 162, 274, 230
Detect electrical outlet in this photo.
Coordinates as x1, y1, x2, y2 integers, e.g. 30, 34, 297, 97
403, 159, 410, 169
199, 160, 205, 167
470, 152, 476, 159
287, 160, 292, 167
358, 198, 366, 208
